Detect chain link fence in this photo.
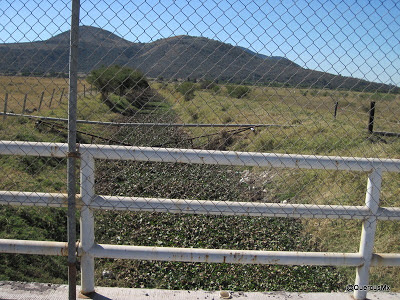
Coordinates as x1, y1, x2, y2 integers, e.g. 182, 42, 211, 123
1, 0, 400, 299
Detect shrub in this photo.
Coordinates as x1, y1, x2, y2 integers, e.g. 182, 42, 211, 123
176, 81, 196, 101
212, 85, 221, 94
87, 65, 149, 100
226, 85, 250, 98
125, 89, 150, 109
199, 79, 216, 90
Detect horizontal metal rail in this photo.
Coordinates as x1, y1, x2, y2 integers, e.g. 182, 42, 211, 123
2, 191, 400, 220
1, 239, 400, 267
1, 141, 400, 172
93, 195, 400, 220
0, 191, 69, 207
372, 253, 400, 266
0, 239, 68, 256
89, 244, 364, 266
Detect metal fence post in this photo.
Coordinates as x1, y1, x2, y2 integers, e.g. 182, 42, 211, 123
67, 0, 80, 299
354, 168, 382, 300
80, 152, 95, 295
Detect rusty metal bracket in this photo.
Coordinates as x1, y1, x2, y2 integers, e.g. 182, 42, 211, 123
67, 151, 81, 158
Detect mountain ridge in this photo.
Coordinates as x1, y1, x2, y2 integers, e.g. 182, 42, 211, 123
0, 26, 398, 93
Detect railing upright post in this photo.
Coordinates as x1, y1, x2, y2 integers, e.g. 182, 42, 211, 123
80, 152, 95, 295
354, 168, 382, 300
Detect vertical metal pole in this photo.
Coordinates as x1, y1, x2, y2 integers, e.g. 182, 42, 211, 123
22, 94, 27, 113
368, 101, 375, 134
354, 168, 382, 300
68, 1, 80, 299
80, 152, 95, 295
83, 84, 86, 98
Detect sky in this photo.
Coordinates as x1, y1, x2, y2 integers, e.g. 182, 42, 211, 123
1, 0, 399, 86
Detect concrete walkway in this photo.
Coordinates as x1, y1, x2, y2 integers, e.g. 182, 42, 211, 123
1, 281, 399, 300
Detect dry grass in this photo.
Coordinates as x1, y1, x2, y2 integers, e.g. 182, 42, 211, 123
0, 76, 88, 113
154, 81, 400, 290
156, 82, 400, 158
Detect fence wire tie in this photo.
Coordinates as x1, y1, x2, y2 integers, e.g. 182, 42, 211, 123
67, 151, 81, 158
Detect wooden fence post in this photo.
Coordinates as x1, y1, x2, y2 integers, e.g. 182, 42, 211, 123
368, 101, 376, 134
22, 94, 28, 113
59, 88, 65, 104
333, 101, 338, 119
3, 93, 8, 120
38, 91, 44, 111
49, 88, 55, 108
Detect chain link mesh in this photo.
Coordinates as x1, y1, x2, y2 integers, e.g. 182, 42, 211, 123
1, 0, 399, 293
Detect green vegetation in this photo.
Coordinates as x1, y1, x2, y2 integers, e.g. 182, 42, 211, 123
86, 65, 155, 113
226, 85, 250, 98
175, 81, 196, 101
93, 115, 347, 291
94, 212, 346, 291
1, 76, 400, 291
87, 65, 149, 100
199, 79, 216, 90
157, 82, 400, 290
0, 206, 68, 283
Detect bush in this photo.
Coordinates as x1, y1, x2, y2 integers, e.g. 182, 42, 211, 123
176, 81, 196, 101
199, 79, 216, 90
87, 65, 149, 100
212, 85, 221, 94
226, 85, 250, 98
125, 89, 150, 109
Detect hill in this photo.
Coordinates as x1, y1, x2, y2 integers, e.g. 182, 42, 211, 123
0, 25, 398, 92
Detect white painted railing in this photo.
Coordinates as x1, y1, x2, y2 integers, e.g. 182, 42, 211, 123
1, 141, 400, 300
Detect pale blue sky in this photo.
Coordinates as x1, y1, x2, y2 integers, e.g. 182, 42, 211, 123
1, 0, 399, 86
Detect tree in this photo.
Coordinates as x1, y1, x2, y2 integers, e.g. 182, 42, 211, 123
87, 65, 148, 101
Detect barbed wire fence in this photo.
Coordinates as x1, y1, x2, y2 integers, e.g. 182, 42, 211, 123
1, 1, 400, 300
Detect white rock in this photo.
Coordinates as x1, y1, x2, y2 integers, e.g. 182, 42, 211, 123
102, 270, 113, 278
